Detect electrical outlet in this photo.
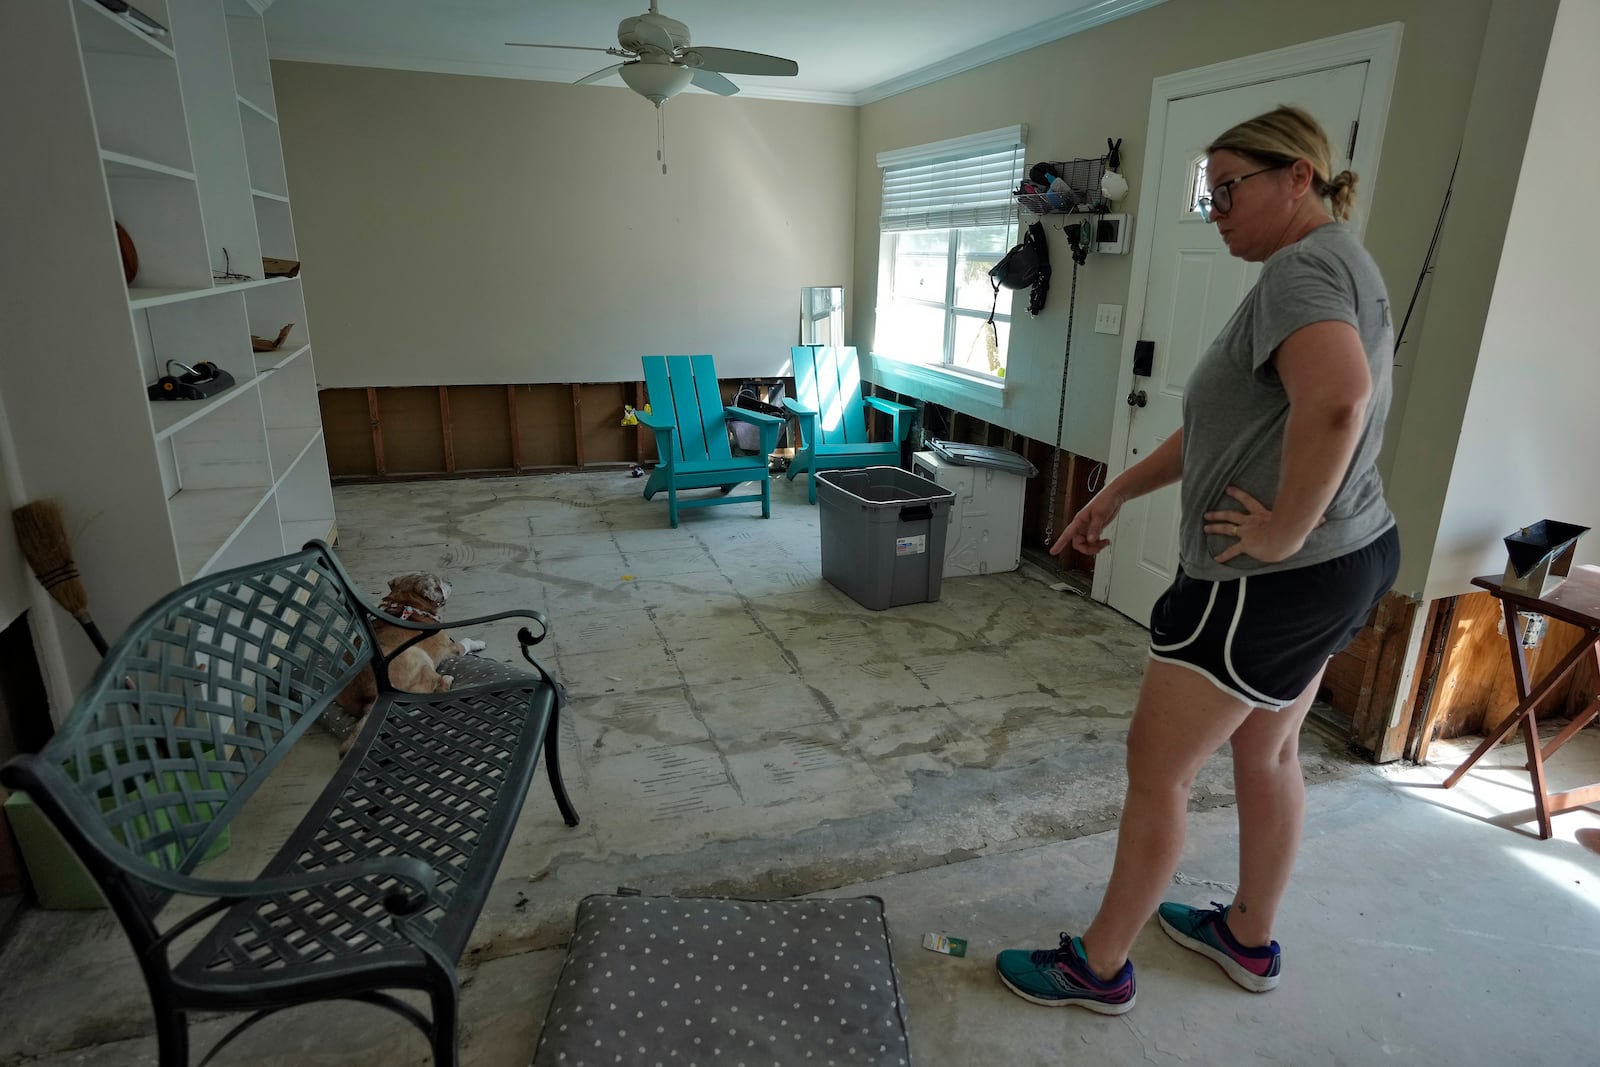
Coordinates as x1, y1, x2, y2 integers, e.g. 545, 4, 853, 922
1095, 304, 1122, 335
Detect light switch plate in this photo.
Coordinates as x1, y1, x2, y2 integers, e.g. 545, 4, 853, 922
1095, 303, 1122, 335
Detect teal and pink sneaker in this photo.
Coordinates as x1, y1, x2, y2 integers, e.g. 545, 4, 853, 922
994, 933, 1136, 1013
1157, 901, 1281, 992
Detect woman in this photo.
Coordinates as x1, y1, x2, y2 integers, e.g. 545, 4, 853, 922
995, 106, 1400, 1012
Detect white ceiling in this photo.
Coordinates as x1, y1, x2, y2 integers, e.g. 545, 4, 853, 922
263, 0, 1167, 106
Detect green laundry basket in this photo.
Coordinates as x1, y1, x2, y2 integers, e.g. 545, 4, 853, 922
3, 746, 233, 910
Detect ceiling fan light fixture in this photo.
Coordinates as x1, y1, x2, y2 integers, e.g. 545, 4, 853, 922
619, 62, 693, 104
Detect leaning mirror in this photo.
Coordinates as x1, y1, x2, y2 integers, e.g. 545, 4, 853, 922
800, 286, 844, 346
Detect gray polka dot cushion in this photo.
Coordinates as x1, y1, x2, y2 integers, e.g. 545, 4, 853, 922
534, 894, 914, 1066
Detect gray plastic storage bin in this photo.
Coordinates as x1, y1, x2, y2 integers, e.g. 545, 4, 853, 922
816, 466, 955, 610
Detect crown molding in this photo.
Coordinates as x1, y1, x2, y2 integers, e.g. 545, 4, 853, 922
852, 0, 1171, 105
268, 0, 1165, 108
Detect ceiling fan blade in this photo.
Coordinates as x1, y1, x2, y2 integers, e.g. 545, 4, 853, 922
506, 43, 616, 53
683, 47, 797, 77
574, 63, 625, 86
632, 18, 676, 53
690, 67, 739, 96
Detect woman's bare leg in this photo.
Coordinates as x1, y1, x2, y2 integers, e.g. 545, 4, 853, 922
1224, 666, 1324, 946
1079, 659, 1255, 979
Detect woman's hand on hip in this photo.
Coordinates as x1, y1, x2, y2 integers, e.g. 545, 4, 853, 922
1052, 489, 1125, 558
1205, 486, 1322, 564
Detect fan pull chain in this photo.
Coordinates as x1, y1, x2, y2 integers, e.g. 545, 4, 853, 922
656, 104, 668, 174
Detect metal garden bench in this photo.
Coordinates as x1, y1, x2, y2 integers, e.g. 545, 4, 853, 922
0, 540, 578, 1066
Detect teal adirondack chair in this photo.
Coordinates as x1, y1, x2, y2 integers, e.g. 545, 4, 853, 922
783, 345, 915, 503
638, 354, 784, 528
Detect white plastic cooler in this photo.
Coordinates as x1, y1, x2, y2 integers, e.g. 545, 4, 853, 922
911, 450, 1027, 576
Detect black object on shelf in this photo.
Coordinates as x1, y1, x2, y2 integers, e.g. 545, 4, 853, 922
148, 360, 236, 401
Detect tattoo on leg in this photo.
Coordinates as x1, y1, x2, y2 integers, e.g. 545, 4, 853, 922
1236, 903, 1248, 913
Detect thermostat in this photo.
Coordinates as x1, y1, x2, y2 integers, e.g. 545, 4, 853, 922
1093, 213, 1132, 255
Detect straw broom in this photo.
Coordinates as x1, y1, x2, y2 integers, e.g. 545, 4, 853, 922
11, 500, 109, 656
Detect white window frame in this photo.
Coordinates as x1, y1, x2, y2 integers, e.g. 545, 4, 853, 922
873, 126, 1025, 384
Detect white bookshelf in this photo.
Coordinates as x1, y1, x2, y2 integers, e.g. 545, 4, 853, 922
171, 485, 275, 579
0, 0, 333, 700
254, 328, 309, 371
100, 150, 196, 180
72, 0, 177, 59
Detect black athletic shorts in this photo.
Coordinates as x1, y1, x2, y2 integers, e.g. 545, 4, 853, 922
1147, 524, 1401, 710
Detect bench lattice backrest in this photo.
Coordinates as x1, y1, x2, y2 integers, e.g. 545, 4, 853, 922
39, 545, 372, 906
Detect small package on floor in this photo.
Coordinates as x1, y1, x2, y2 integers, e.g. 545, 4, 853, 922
921, 931, 967, 957
534, 893, 914, 1066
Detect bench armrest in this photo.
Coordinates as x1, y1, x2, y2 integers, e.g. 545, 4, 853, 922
1, 755, 437, 936
150, 855, 438, 956
634, 410, 674, 432
397, 605, 552, 640
160, 856, 436, 915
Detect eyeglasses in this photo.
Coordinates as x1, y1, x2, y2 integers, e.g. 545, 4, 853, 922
1197, 165, 1284, 221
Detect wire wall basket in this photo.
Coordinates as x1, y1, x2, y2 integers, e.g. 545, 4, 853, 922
1015, 155, 1111, 216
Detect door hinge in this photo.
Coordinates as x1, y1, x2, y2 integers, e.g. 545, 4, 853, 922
1346, 120, 1359, 162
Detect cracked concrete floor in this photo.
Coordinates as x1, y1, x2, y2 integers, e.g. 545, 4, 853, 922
3, 472, 1593, 1065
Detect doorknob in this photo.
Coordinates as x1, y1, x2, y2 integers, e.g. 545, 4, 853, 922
1126, 389, 1147, 408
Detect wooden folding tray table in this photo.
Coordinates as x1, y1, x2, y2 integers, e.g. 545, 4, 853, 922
1443, 565, 1600, 838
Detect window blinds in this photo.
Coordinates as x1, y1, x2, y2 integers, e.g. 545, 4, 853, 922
877, 125, 1025, 233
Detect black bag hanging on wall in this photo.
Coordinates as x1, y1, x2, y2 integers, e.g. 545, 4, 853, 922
988, 221, 1052, 318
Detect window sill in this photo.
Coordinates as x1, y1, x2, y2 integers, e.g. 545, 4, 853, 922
866, 354, 1007, 410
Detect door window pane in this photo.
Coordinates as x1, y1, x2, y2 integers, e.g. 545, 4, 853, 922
1188, 156, 1210, 216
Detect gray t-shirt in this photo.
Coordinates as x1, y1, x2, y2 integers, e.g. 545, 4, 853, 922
1178, 221, 1395, 581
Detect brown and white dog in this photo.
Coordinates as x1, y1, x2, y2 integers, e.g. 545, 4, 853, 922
335, 573, 485, 754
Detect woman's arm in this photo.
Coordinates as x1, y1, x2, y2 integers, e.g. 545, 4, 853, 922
1106, 427, 1184, 501
1051, 428, 1183, 557
1210, 320, 1370, 564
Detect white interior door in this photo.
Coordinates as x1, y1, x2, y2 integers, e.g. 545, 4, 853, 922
1105, 63, 1370, 624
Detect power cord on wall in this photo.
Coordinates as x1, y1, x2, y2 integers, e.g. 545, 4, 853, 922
1394, 150, 1458, 363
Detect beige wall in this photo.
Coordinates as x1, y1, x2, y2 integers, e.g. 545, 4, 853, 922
1383, 0, 1559, 597
854, 0, 1492, 467
1420, 0, 1594, 599
272, 61, 857, 388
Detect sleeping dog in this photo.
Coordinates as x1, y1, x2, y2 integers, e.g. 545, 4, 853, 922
335, 573, 484, 754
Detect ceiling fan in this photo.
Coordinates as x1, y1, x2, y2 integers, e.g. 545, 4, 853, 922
505, 1, 799, 106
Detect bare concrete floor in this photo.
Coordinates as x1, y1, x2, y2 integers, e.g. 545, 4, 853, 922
2, 472, 1596, 1065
